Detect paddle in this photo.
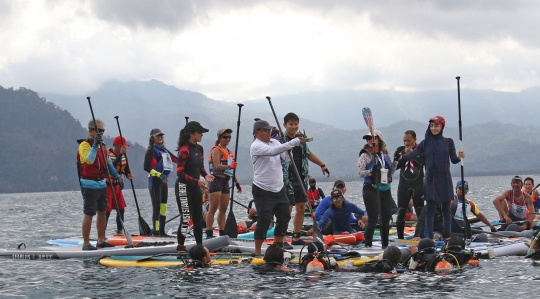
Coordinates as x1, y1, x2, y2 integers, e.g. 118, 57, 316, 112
224, 103, 244, 238
86, 97, 133, 247
266, 96, 326, 250
114, 116, 152, 236
456, 76, 472, 240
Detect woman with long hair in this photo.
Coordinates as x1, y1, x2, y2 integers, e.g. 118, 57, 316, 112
143, 128, 177, 236
176, 121, 214, 247
399, 116, 465, 239
205, 128, 242, 238
357, 130, 396, 248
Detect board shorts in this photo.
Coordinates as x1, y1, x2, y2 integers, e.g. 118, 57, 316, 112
106, 185, 126, 213
82, 187, 108, 216
208, 176, 231, 193
288, 182, 307, 206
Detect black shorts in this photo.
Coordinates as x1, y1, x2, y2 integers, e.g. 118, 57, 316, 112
252, 185, 291, 239
82, 187, 108, 216
288, 183, 307, 206
208, 176, 230, 193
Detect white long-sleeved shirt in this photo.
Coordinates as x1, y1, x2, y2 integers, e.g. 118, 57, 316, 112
250, 137, 300, 192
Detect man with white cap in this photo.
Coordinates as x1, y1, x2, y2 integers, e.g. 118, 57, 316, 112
250, 119, 302, 253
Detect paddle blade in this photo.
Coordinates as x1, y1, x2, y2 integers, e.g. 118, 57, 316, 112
362, 107, 374, 133
139, 216, 152, 236
224, 210, 238, 238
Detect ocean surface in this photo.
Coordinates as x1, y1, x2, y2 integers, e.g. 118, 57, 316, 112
1, 174, 540, 298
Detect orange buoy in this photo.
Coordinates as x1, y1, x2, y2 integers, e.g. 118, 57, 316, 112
305, 259, 325, 273
324, 235, 336, 248
434, 260, 453, 275
354, 232, 365, 242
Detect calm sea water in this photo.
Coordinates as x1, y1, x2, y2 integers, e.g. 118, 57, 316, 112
1, 174, 540, 298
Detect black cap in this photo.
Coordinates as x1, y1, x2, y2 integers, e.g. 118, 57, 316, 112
184, 121, 209, 134
331, 190, 343, 198
333, 180, 345, 188
309, 178, 316, 183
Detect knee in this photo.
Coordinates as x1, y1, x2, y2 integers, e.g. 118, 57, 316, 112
296, 202, 306, 212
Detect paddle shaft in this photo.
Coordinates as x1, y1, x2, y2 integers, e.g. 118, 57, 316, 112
86, 97, 133, 246
266, 96, 326, 249
456, 76, 472, 240
114, 116, 151, 236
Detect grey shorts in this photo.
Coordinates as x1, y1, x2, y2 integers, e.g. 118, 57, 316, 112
208, 176, 231, 194
82, 188, 108, 216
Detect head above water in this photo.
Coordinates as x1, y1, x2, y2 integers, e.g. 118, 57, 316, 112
264, 243, 284, 264
188, 245, 211, 266
382, 245, 402, 265
418, 238, 435, 251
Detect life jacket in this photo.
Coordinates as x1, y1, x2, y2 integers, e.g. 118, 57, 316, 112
153, 146, 174, 175
509, 190, 529, 220
105, 149, 127, 185
360, 147, 392, 190
450, 196, 474, 227
207, 145, 234, 176
307, 188, 320, 205
76, 139, 109, 181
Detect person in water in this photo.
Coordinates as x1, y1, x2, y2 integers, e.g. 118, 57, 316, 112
144, 128, 178, 236
176, 121, 214, 250
205, 128, 241, 238
182, 245, 212, 270
105, 136, 133, 235
399, 116, 465, 239
394, 130, 425, 239
318, 190, 368, 234
250, 119, 302, 254
406, 238, 439, 272
358, 130, 396, 248
493, 175, 535, 231
307, 177, 325, 208
334, 245, 401, 273
281, 112, 330, 246
77, 119, 120, 250
315, 180, 367, 234
451, 180, 497, 234
261, 243, 292, 271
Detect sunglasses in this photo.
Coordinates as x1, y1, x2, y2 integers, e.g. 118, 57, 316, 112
457, 186, 468, 191
221, 135, 232, 139
332, 196, 344, 202
96, 128, 105, 133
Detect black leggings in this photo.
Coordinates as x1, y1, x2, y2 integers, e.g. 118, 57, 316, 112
362, 184, 394, 247
149, 177, 168, 235
396, 181, 424, 239
106, 210, 125, 232
176, 182, 203, 245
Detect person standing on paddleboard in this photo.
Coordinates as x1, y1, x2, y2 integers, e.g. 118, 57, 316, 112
250, 119, 302, 254
176, 121, 214, 249
144, 128, 178, 236
77, 119, 120, 250
399, 116, 465, 240
205, 128, 242, 239
105, 136, 133, 235
393, 130, 425, 239
281, 112, 330, 246
358, 130, 396, 248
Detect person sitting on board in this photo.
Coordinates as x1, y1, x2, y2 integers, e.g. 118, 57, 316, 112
334, 245, 401, 273
523, 177, 540, 212
451, 180, 497, 234
182, 245, 212, 270
250, 119, 302, 254
77, 119, 120, 250
318, 190, 369, 235
280, 112, 330, 246
493, 176, 536, 231
258, 243, 292, 272
307, 177, 325, 209
105, 135, 133, 235
314, 180, 368, 235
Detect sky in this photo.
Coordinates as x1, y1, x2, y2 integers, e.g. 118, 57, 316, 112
1, 0, 539, 102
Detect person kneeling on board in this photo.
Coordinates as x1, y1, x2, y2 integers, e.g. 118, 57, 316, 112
334, 246, 401, 273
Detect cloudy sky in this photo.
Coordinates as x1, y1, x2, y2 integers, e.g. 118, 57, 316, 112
1, 0, 539, 101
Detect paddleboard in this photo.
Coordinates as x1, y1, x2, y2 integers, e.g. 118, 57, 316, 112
1, 236, 230, 260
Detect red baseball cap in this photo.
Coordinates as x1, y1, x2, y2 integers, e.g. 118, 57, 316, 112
113, 136, 129, 146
